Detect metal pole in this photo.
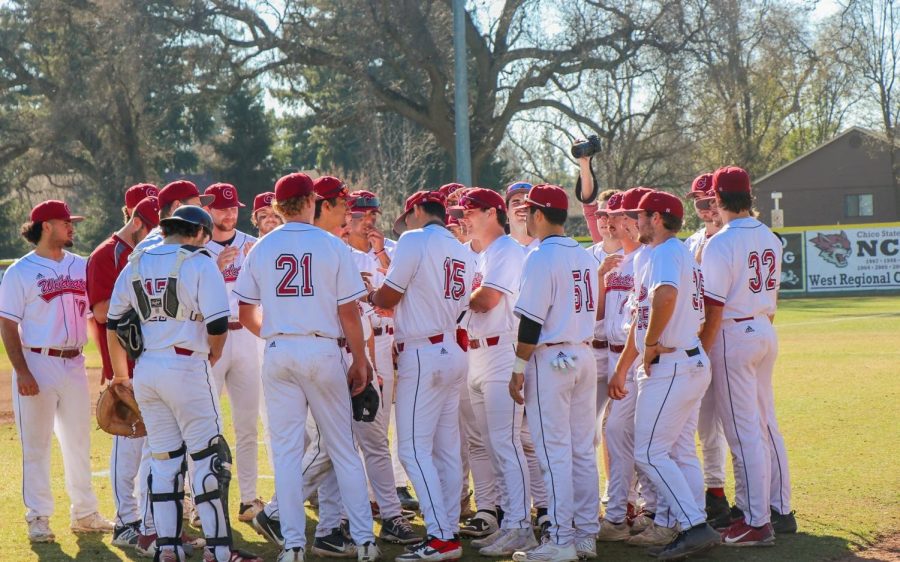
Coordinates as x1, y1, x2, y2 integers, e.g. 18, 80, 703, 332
453, 0, 472, 185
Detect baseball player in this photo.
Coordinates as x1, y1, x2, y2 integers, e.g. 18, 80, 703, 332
0, 200, 115, 543
367, 189, 474, 562
448, 188, 541, 556
202, 182, 266, 522
611, 190, 721, 561
233, 173, 380, 562
251, 191, 284, 237
683, 174, 731, 527
134, 180, 215, 252
123, 183, 160, 223
507, 184, 600, 562
504, 182, 536, 250
699, 166, 795, 546
107, 204, 262, 562
87, 195, 160, 547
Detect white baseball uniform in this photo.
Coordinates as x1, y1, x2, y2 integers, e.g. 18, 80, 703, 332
463, 234, 532, 529
134, 226, 163, 252
108, 244, 236, 561
588, 243, 621, 446
631, 237, 709, 531
206, 230, 262, 505
701, 217, 791, 524
233, 221, 375, 550
684, 227, 727, 490
385, 223, 474, 540
0, 251, 99, 524
514, 236, 600, 546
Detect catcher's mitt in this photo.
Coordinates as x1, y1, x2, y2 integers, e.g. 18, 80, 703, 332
351, 383, 380, 422
97, 383, 147, 438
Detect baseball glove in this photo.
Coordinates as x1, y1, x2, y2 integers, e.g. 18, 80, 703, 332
115, 308, 144, 361
351, 383, 380, 423
97, 383, 147, 438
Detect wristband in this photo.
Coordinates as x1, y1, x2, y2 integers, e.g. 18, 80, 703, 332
514, 357, 528, 373
375, 249, 386, 256
645, 340, 659, 347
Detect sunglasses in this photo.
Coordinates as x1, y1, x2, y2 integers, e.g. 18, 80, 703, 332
695, 198, 714, 211
353, 196, 380, 208
624, 210, 640, 219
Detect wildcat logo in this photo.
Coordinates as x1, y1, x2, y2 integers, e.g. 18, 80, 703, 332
472, 272, 483, 291
809, 231, 850, 268
637, 285, 649, 302
222, 263, 241, 282
38, 276, 87, 302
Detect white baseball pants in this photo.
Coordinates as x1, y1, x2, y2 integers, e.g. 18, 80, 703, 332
524, 343, 599, 546
395, 339, 467, 540
697, 384, 728, 489
13, 352, 99, 522
633, 351, 710, 530
710, 317, 791, 525
468, 341, 532, 529
262, 335, 374, 550
592, 346, 610, 448
460, 368, 498, 512
110, 434, 147, 526
520, 414, 548, 510
373, 332, 408, 489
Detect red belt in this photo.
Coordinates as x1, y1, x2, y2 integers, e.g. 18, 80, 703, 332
733, 317, 754, 322
29, 347, 81, 359
174, 347, 199, 356
591, 339, 608, 350
373, 326, 394, 337
469, 336, 501, 350
395, 334, 444, 353
610, 344, 625, 353
228, 321, 243, 331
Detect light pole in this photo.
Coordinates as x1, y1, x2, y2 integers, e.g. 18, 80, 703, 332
452, 0, 472, 186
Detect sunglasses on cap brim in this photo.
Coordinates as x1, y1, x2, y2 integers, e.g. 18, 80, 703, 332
695, 198, 715, 211
352, 196, 380, 209
624, 210, 641, 219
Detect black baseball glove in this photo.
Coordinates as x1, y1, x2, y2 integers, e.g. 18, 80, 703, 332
351, 383, 380, 422
115, 308, 144, 361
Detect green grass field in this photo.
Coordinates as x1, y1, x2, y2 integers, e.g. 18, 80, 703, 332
0, 295, 898, 561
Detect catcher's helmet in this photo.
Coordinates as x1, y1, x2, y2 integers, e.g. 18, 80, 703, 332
159, 205, 214, 235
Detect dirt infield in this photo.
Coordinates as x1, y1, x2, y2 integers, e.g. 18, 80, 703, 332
0, 368, 105, 424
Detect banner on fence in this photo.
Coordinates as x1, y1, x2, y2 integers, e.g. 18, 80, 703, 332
804, 227, 900, 292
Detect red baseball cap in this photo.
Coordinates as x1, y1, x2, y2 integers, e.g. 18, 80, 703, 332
593, 191, 624, 218
515, 184, 569, 211
393, 190, 447, 235
349, 190, 381, 213
314, 176, 352, 201
253, 192, 275, 213
133, 196, 160, 228
617, 187, 655, 212
689, 173, 713, 199
637, 190, 684, 220
159, 180, 214, 209
30, 200, 84, 223
713, 166, 751, 194
275, 173, 314, 202
204, 183, 245, 209
124, 183, 159, 209
448, 187, 506, 219
438, 183, 466, 198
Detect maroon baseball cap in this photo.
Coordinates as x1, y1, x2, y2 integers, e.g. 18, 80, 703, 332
393, 190, 447, 235
314, 176, 352, 201
637, 190, 684, 220
124, 183, 159, 209
713, 166, 752, 194
205, 183, 245, 209
159, 180, 214, 209
30, 200, 84, 223
593, 191, 624, 218
133, 196, 160, 228
275, 173, 315, 202
689, 173, 713, 199
618, 187, 655, 212
438, 182, 466, 198
253, 192, 275, 213
448, 187, 506, 219
350, 190, 381, 213
515, 184, 569, 211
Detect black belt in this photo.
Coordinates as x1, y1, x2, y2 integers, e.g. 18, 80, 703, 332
591, 339, 608, 350
650, 346, 700, 365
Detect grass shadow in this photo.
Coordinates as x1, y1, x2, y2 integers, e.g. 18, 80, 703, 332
30, 541, 74, 562
73, 533, 120, 562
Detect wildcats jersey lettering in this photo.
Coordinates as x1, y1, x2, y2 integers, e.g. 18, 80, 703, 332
37, 276, 87, 302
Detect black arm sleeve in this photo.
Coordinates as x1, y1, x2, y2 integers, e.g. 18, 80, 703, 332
206, 317, 228, 336
574, 159, 600, 204
106, 319, 118, 331
517, 316, 543, 345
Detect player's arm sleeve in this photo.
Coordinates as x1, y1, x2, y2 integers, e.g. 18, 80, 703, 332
0, 266, 25, 322
513, 253, 551, 324
481, 245, 523, 296
106, 265, 134, 322
337, 244, 367, 305
196, 260, 231, 324
383, 234, 420, 294
517, 315, 543, 344
700, 240, 730, 306
232, 246, 261, 304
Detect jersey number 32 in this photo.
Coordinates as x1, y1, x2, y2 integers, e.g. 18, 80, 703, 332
748, 249, 777, 293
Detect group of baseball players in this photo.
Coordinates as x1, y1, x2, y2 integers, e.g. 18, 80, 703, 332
1, 158, 795, 562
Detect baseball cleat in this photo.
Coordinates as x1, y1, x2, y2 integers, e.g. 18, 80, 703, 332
397, 486, 420, 511
135, 532, 158, 557
111, 520, 141, 547
471, 528, 505, 549
395, 535, 462, 561
713, 505, 744, 530
71, 511, 115, 533
770, 508, 798, 534
480, 529, 539, 557
597, 519, 630, 542
720, 519, 775, 547
358, 541, 382, 562
252, 509, 285, 547
238, 498, 266, 522
277, 547, 305, 562
312, 527, 358, 558
511, 539, 577, 562
574, 536, 597, 559
380, 515, 421, 544
625, 523, 678, 547
705, 491, 731, 528
532, 507, 551, 535
460, 490, 476, 520
656, 523, 721, 560
459, 510, 499, 537
27, 516, 55, 543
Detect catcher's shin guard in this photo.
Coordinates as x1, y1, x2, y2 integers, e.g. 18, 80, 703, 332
149, 443, 187, 561
190, 435, 234, 559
